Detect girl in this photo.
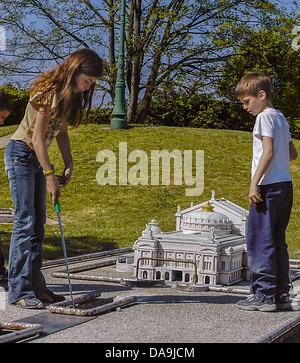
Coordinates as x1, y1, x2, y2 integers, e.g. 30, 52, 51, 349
4, 48, 103, 309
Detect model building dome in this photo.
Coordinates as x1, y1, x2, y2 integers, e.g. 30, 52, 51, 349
142, 219, 162, 237
182, 201, 233, 235
148, 219, 162, 234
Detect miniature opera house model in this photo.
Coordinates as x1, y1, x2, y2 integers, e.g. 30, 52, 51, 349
122, 192, 250, 286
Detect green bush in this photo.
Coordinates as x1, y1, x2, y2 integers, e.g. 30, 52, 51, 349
146, 92, 254, 130
146, 90, 299, 137
287, 117, 300, 139
87, 107, 112, 124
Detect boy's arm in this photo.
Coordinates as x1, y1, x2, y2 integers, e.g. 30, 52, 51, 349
249, 136, 274, 206
55, 121, 73, 186
289, 141, 298, 161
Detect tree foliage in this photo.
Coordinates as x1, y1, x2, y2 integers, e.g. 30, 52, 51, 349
146, 87, 233, 129
0, 0, 300, 128
217, 9, 300, 137
1, 0, 293, 124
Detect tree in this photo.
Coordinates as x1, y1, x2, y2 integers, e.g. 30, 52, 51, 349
0, 0, 118, 104
217, 8, 300, 136
126, 0, 275, 123
0, 0, 293, 123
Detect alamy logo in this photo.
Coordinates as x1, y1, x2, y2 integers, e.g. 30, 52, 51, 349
96, 142, 204, 196
0, 26, 6, 51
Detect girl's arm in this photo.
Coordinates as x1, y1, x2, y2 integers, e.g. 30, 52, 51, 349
32, 105, 60, 206
55, 121, 73, 186
249, 136, 274, 206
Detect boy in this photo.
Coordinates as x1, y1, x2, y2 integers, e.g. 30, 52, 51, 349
0, 90, 11, 125
235, 72, 298, 312
0, 90, 12, 290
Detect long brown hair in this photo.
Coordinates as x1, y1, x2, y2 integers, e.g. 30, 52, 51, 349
30, 48, 103, 126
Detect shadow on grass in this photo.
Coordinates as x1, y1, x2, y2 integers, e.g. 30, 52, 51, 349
0, 230, 118, 262
42, 236, 119, 260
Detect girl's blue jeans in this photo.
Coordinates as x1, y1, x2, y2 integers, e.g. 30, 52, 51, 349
4, 140, 47, 303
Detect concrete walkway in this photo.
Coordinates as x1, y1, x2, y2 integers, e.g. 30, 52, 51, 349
0, 134, 11, 149
0, 257, 299, 344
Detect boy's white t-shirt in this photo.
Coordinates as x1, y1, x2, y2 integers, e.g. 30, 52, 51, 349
252, 108, 292, 185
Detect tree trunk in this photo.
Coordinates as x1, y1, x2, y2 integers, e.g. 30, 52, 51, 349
108, 0, 116, 100
136, 0, 184, 124
135, 49, 161, 124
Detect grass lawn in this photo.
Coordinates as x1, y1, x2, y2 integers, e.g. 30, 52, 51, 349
0, 124, 299, 261
0, 125, 19, 137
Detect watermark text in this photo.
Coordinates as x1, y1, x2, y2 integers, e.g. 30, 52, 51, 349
96, 142, 204, 196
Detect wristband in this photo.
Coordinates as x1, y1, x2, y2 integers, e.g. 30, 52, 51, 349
43, 169, 53, 176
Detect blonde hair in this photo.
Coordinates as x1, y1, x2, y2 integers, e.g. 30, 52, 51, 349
235, 72, 272, 100
30, 48, 103, 126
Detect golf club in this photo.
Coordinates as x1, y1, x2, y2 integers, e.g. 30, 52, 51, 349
52, 165, 75, 308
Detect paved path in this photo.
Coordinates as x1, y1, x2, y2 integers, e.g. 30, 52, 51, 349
0, 259, 299, 344
0, 134, 11, 149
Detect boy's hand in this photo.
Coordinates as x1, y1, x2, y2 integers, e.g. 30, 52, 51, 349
249, 183, 263, 207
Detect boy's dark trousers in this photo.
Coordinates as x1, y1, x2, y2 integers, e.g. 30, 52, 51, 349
247, 181, 293, 301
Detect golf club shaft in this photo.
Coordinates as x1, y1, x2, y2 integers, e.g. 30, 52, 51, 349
56, 209, 75, 308
51, 165, 75, 308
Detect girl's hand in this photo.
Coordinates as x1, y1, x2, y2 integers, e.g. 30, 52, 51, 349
46, 173, 61, 206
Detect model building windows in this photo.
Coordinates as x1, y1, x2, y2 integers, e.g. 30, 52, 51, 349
203, 261, 211, 271
203, 256, 212, 271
